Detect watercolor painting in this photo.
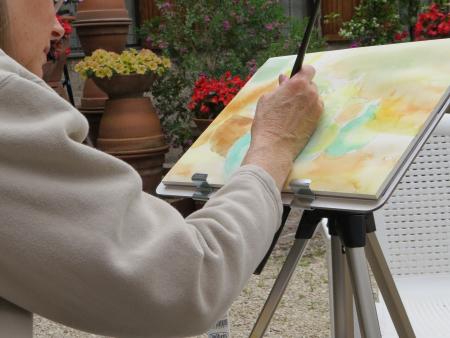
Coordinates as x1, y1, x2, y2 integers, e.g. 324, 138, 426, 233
163, 39, 450, 199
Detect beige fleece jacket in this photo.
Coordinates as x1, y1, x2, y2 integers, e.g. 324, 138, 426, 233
0, 50, 283, 338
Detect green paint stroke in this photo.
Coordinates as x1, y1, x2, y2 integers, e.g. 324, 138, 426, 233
297, 122, 340, 161
326, 101, 380, 157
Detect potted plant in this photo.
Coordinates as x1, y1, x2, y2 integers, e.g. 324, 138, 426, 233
415, 3, 450, 40
73, 0, 132, 143
188, 71, 248, 132
75, 48, 172, 193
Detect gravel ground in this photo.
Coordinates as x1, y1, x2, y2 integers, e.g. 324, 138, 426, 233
34, 210, 330, 338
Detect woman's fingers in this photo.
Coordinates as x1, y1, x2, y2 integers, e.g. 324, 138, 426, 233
292, 65, 316, 82
300, 65, 316, 81
278, 74, 289, 85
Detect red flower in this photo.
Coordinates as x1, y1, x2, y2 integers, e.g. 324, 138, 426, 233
188, 71, 249, 119
200, 104, 210, 114
56, 16, 73, 38
415, 3, 450, 40
438, 21, 450, 35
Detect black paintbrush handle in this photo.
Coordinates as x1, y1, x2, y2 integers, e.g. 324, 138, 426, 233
290, 0, 322, 78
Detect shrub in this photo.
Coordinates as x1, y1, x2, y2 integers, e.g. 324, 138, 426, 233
138, 0, 326, 149
339, 0, 405, 46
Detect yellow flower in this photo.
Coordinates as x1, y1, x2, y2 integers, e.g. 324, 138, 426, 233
114, 62, 126, 75
95, 68, 107, 79
74, 48, 172, 78
136, 65, 147, 75
148, 61, 158, 72
162, 57, 171, 69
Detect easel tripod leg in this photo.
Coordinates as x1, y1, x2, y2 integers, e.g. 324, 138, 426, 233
346, 247, 382, 338
249, 236, 311, 338
331, 236, 354, 338
365, 232, 415, 338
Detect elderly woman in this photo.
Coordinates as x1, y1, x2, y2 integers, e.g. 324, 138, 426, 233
0, 0, 323, 337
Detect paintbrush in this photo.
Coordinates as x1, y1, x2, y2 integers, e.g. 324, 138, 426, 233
290, 0, 322, 78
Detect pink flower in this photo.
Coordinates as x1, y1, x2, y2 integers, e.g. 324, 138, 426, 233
223, 20, 231, 31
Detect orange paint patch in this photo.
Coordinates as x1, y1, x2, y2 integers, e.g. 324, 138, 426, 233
214, 79, 279, 124
191, 126, 216, 149
210, 116, 253, 156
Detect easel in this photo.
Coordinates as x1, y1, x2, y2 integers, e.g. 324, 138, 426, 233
250, 179, 416, 338
157, 95, 449, 338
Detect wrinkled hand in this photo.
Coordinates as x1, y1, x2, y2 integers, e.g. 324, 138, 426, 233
243, 65, 323, 190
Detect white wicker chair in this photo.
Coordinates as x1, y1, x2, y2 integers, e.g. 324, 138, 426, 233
322, 114, 450, 338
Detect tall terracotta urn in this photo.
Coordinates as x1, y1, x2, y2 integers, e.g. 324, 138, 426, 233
93, 74, 169, 194
74, 0, 132, 55
73, 0, 132, 145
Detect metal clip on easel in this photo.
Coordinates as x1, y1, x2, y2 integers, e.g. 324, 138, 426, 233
249, 180, 415, 338
192, 173, 213, 201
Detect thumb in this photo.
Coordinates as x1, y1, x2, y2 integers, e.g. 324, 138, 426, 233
278, 74, 288, 85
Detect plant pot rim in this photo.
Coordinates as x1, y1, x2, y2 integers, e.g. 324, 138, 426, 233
91, 74, 156, 98
102, 144, 170, 156
193, 117, 215, 121
73, 18, 132, 26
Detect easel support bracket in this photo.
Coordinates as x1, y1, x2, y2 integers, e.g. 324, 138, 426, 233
290, 179, 316, 210
192, 173, 213, 201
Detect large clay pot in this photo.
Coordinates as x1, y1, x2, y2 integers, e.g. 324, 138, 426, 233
76, 0, 129, 21
42, 57, 65, 84
94, 74, 169, 194
74, 21, 131, 55
80, 78, 108, 109
74, 0, 131, 113
74, 0, 131, 55
42, 59, 68, 100
97, 97, 166, 152
94, 74, 156, 99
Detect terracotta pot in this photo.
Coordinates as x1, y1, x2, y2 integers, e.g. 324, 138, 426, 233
74, 0, 131, 55
42, 59, 65, 84
97, 97, 166, 152
80, 78, 108, 110
74, 21, 131, 55
93, 74, 155, 98
120, 149, 168, 195
80, 108, 104, 147
193, 117, 214, 133
95, 74, 168, 194
75, 0, 129, 21
74, 0, 131, 112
